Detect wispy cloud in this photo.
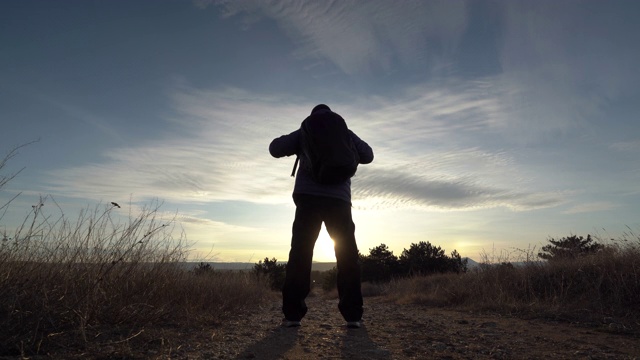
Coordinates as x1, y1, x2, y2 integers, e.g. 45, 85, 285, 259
176, 213, 260, 233
46, 87, 302, 205
39, 96, 126, 144
207, 0, 637, 145
210, 0, 467, 75
45, 83, 567, 213
563, 201, 618, 215
354, 166, 564, 211
342, 82, 506, 151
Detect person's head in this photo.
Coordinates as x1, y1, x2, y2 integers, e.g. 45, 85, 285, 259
311, 104, 331, 114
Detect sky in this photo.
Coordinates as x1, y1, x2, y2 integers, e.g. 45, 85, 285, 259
1, 0, 639, 263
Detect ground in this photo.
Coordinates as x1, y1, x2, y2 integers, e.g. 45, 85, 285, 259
32, 290, 640, 359
162, 290, 639, 360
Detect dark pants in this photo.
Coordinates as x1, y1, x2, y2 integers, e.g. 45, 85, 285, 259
282, 194, 363, 322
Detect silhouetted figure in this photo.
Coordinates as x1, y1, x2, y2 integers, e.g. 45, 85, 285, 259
111, 202, 121, 208
269, 104, 374, 328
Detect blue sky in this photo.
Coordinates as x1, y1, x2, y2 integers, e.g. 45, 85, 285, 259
1, 0, 639, 262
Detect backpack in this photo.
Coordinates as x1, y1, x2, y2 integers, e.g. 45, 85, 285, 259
290, 111, 360, 184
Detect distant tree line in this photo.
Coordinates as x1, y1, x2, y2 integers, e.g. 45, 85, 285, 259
253, 235, 607, 291
253, 241, 468, 290
360, 241, 468, 283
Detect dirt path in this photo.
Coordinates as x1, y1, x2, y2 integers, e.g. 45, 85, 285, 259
171, 291, 639, 360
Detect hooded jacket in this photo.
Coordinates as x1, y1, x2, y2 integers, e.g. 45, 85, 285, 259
269, 106, 374, 204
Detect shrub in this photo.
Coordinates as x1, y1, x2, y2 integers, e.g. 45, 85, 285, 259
322, 266, 338, 292
192, 261, 214, 275
399, 241, 466, 276
360, 243, 400, 283
538, 234, 604, 261
254, 257, 286, 290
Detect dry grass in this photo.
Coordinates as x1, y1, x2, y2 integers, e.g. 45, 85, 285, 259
0, 199, 273, 357
383, 239, 640, 332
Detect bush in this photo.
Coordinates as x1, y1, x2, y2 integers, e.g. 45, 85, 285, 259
360, 244, 400, 283
192, 261, 214, 275
359, 242, 467, 283
254, 257, 286, 290
322, 266, 338, 292
399, 241, 467, 276
538, 234, 604, 261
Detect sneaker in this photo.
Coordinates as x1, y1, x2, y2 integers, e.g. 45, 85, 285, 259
282, 319, 301, 328
346, 321, 361, 329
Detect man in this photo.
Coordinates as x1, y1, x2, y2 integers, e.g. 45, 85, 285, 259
269, 104, 374, 329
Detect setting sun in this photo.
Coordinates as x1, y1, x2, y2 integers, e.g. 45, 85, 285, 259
314, 225, 336, 262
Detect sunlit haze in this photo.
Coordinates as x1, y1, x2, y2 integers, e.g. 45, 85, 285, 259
1, 1, 639, 263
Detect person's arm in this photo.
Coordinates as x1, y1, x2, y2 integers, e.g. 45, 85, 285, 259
269, 129, 300, 158
349, 131, 374, 164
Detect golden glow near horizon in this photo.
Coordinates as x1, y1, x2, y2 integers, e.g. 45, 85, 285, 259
314, 225, 337, 262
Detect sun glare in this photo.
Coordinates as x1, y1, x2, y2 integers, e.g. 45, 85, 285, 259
315, 225, 336, 262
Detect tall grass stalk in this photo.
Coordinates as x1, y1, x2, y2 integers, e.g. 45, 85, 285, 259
0, 199, 272, 356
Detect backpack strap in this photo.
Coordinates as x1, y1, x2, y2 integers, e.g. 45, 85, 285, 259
290, 121, 307, 178
290, 156, 299, 177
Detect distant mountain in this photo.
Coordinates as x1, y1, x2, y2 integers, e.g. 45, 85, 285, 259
464, 257, 480, 268
310, 262, 337, 271
197, 262, 255, 270
186, 262, 337, 271
462, 258, 542, 268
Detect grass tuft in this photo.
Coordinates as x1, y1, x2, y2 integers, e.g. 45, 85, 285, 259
0, 199, 272, 356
